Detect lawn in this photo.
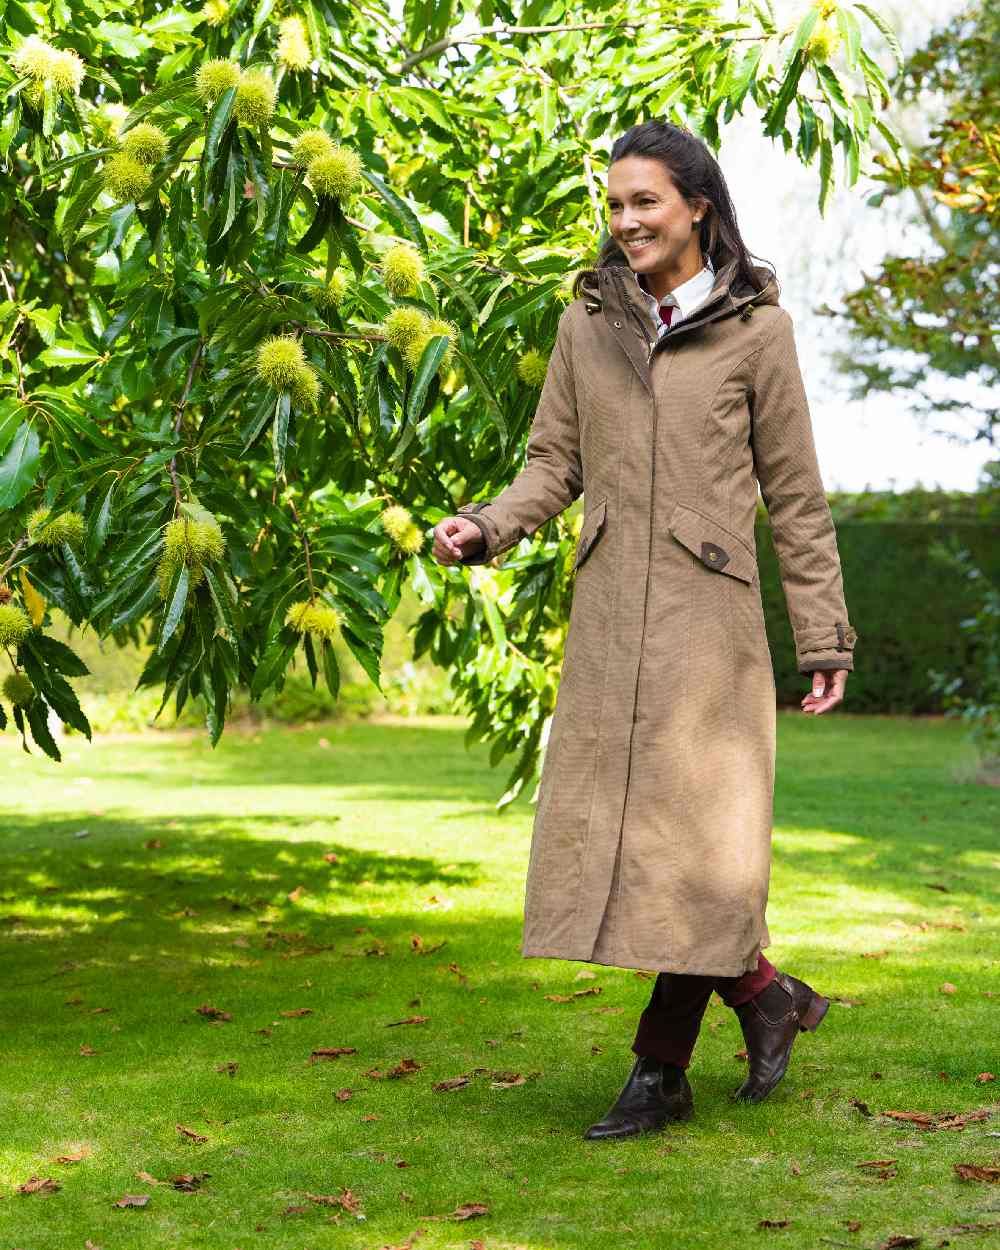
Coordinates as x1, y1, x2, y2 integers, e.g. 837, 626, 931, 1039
1, 711, 998, 1250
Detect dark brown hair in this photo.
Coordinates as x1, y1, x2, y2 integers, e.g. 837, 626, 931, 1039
572, 120, 778, 299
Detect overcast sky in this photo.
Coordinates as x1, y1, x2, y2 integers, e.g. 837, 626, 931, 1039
714, 0, 989, 493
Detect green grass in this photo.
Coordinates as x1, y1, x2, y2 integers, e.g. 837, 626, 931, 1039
1, 712, 998, 1250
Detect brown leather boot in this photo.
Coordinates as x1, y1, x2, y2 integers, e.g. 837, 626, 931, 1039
731, 970, 829, 1104
584, 1055, 694, 1140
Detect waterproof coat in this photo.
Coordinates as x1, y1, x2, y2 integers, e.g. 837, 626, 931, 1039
457, 258, 858, 976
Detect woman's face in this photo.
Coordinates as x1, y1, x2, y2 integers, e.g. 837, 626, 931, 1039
606, 156, 706, 276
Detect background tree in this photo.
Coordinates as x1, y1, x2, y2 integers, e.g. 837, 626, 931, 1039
0, 0, 901, 799
827, 0, 998, 453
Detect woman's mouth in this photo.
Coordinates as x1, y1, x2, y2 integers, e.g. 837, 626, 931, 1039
623, 235, 657, 253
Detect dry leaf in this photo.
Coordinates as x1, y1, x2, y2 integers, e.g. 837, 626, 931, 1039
789, 1160, 801, 1176
280, 1008, 313, 1018
51, 1146, 91, 1164
850, 1098, 872, 1117
451, 1202, 488, 1220
574, 968, 597, 980
17, 1175, 60, 1195
858, 1159, 898, 1168
844, 1220, 862, 1232
433, 1076, 471, 1092
135, 1171, 161, 1185
144, 839, 162, 850
954, 1163, 1000, 1182
323, 852, 339, 863
216, 1061, 239, 1076
940, 982, 958, 994
882, 1237, 920, 1248
79, 1044, 98, 1056
334, 1088, 353, 1101
309, 1046, 357, 1063
735, 1048, 749, 1061
287, 885, 306, 902
176, 1124, 208, 1142
194, 1004, 232, 1021
112, 1193, 150, 1208
757, 1218, 790, 1228
388, 1057, 423, 1078
385, 1015, 430, 1027
976, 1073, 996, 1083
171, 1172, 210, 1191
490, 1072, 526, 1088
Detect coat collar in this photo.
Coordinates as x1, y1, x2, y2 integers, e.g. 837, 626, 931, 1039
577, 259, 780, 397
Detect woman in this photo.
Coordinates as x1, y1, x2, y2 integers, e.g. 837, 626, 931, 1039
432, 120, 857, 1141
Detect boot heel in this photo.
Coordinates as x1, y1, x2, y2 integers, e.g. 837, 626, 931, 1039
798, 992, 829, 1032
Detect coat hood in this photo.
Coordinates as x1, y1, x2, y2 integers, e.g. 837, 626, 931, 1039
577, 257, 780, 339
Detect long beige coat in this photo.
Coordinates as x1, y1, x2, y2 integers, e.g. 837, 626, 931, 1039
457, 258, 858, 976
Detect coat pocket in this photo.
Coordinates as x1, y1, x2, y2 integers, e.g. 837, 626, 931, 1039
667, 501, 757, 584
572, 496, 608, 571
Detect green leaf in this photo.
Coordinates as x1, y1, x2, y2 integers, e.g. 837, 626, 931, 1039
158, 563, 190, 651
272, 391, 291, 477
61, 173, 105, 252
407, 335, 449, 422
37, 343, 103, 367
26, 699, 61, 762
852, 3, 904, 73
818, 134, 834, 215
454, 350, 509, 447
203, 85, 236, 207
321, 638, 340, 700
359, 168, 427, 252
0, 423, 40, 510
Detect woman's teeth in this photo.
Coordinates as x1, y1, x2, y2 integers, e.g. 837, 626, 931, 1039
625, 236, 656, 251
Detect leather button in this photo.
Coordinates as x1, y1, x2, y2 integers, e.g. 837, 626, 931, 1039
700, 541, 730, 570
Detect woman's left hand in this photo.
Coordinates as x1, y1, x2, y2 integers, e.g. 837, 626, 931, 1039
801, 669, 848, 715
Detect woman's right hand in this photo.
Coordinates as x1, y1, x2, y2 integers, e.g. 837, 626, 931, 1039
432, 516, 486, 565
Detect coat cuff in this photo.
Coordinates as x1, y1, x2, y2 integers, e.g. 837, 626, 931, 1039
455, 501, 495, 565
795, 621, 857, 673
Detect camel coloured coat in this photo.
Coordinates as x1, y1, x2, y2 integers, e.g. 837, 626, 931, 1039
457, 258, 858, 976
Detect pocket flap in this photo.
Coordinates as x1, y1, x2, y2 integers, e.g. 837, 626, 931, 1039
573, 497, 608, 571
667, 502, 756, 584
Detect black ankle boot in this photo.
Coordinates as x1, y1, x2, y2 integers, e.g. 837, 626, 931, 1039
584, 1055, 694, 1140
731, 970, 829, 1104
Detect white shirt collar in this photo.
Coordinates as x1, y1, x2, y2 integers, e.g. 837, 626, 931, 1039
636, 256, 716, 330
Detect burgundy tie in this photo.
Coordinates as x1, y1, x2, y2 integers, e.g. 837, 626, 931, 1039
659, 303, 674, 327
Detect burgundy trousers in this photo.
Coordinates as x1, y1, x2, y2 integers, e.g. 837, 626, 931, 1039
631, 953, 777, 1069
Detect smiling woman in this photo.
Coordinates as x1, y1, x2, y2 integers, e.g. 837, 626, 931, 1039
433, 118, 858, 1142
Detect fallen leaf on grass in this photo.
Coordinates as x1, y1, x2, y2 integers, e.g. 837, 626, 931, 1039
880, 1109, 991, 1131
361, 1114, 381, 1121
176, 1124, 209, 1143
194, 1004, 232, 1022
433, 1076, 471, 1092
113, 1193, 150, 1208
940, 982, 958, 994
171, 1173, 210, 1191
17, 1176, 60, 1195
90, 1006, 111, 1014
856, 1158, 897, 1179
144, 839, 162, 850
544, 987, 602, 1002
850, 1098, 873, 1117
135, 1171, 161, 1185
216, 1061, 239, 1076
881, 1236, 920, 1248
385, 1016, 430, 1027
976, 1073, 996, 1083
287, 886, 307, 902
51, 1146, 91, 1164
735, 1048, 749, 1061
388, 1058, 423, 1078
862, 950, 889, 959
334, 1088, 353, 1101
830, 996, 865, 1007
309, 1047, 357, 1063
575, 968, 597, 980
280, 1008, 314, 1018
757, 1218, 790, 1228
305, 1187, 362, 1212
789, 1160, 801, 1176
322, 852, 339, 863
843, 1220, 862, 1232
954, 1163, 1000, 1182
409, 934, 446, 955
417, 1201, 489, 1222
79, 1044, 98, 1056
